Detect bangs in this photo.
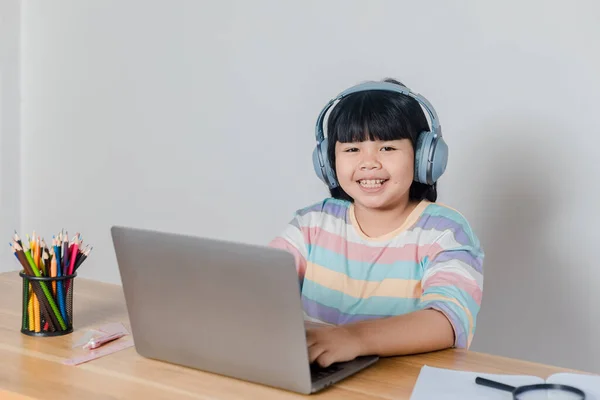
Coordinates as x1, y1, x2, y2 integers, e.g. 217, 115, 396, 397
327, 91, 415, 144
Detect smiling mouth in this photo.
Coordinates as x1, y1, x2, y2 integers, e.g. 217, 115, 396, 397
358, 179, 388, 188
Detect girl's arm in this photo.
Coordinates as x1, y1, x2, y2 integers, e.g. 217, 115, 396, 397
346, 308, 455, 356
306, 309, 454, 367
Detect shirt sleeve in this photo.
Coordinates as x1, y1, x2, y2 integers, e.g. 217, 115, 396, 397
417, 226, 484, 349
268, 214, 308, 284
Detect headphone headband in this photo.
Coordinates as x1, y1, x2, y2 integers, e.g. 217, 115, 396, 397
314, 81, 441, 143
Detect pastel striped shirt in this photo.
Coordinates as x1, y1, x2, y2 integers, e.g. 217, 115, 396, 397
269, 197, 484, 349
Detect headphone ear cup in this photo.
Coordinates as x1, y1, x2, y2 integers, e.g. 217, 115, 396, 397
312, 145, 326, 184
430, 136, 448, 183
312, 138, 339, 189
414, 131, 448, 185
414, 131, 434, 184
320, 138, 339, 189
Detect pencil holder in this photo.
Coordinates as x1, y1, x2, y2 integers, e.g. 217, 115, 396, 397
19, 271, 77, 337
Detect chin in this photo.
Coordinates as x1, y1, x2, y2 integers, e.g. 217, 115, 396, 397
350, 190, 410, 210
353, 196, 392, 210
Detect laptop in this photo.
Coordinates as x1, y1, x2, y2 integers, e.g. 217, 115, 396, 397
110, 225, 379, 394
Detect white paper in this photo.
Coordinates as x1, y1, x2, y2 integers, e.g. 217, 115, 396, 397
410, 365, 544, 400
546, 372, 600, 400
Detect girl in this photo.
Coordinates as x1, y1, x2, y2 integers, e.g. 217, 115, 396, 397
269, 78, 484, 368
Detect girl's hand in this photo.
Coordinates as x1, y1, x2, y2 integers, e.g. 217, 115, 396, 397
306, 325, 364, 368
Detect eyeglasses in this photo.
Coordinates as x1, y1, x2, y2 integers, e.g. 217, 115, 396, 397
476, 376, 586, 399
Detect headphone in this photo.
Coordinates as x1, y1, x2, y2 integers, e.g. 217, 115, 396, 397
312, 81, 448, 189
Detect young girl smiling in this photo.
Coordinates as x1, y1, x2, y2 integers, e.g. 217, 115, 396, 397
270, 78, 484, 368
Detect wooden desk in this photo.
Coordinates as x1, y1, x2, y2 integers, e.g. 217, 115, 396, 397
0, 271, 586, 399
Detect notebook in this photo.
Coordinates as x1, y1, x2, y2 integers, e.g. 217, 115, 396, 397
410, 365, 600, 400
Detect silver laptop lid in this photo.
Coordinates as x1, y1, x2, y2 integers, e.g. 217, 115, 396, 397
111, 225, 313, 394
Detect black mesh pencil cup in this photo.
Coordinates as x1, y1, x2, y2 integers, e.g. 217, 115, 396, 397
20, 271, 77, 336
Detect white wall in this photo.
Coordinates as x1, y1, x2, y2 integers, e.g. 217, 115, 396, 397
0, 0, 20, 273
19, 0, 600, 373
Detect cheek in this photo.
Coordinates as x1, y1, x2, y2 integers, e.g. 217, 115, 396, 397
390, 159, 415, 183
335, 159, 354, 179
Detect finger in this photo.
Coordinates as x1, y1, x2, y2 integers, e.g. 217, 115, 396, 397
316, 351, 335, 368
308, 345, 326, 364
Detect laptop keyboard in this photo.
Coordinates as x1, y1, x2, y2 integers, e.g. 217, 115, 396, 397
310, 362, 344, 382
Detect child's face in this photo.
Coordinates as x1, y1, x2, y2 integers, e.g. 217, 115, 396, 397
335, 138, 414, 210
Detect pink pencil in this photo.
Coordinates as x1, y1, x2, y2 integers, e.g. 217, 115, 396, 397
67, 234, 80, 276
64, 234, 79, 293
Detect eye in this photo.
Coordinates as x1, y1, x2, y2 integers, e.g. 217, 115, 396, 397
381, 146, 396, 151
344, 147, 359, 152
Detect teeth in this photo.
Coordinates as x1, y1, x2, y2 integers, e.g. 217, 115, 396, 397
359, 179, 386, 188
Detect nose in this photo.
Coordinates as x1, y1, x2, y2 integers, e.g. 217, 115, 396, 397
359, 151, 381, 170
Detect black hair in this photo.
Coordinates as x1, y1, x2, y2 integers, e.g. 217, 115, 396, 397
325, 78, 437, 202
